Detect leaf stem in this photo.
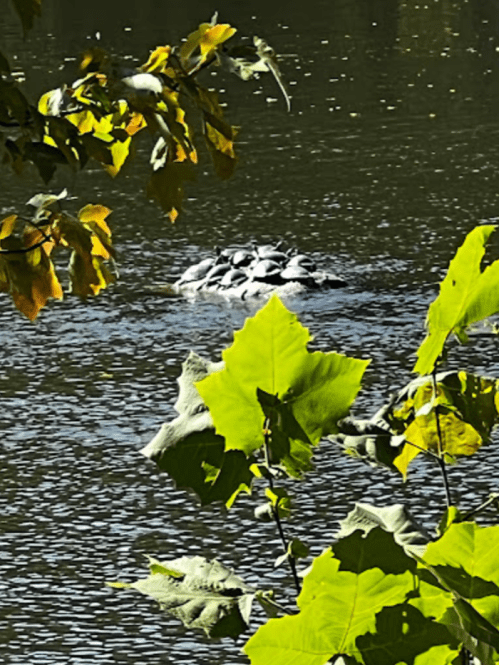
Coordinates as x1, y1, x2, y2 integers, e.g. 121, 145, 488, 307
0, 234, 53, 254
461, 493, 499, 522
431, 370, 452, 509
263, 420, 301, 596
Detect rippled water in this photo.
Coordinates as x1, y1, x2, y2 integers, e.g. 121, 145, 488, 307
2, 1, 499, 663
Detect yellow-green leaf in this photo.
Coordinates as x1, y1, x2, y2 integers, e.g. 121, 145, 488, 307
415, 225, 499, 375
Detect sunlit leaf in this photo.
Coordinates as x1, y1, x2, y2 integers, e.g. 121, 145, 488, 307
140, 45, 173, 74
103, 137, 131, 177
109, 554, 256, 639
78, 204, 112, 234
390, 372, 499, 478
414, 225, 499, 375
337, 502, 430, 557
244, 529, 416, 665
179, 22, 236, 71
198, 296, 368, 476
0, 215, 19, 240
422, 522, 499, 621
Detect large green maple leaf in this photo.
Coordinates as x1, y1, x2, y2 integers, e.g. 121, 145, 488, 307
196, 294, 369, 475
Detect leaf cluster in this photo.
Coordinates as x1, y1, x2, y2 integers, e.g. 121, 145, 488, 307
142, 295, 369, 508
0, 189, 116, 319
334, 370, 499, 479
245, 523, 499, 665
1, 13, 290, 220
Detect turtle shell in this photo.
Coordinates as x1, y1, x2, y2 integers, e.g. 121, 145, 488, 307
281, 265, 316, 286
178, 258, 214, 284
231, 250, 254, 268
287, 254, 316, 272
251, 259, 283, 282
204, 262, 231, 284
220, 268, 248, 288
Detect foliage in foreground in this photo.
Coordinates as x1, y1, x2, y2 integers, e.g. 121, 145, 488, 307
0, 190, 115, 319
1, 3, 290, 319
2, 4, 290, 221
111, 225, 499, 665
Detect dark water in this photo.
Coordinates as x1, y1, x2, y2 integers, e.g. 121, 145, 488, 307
2, 1, 499, 663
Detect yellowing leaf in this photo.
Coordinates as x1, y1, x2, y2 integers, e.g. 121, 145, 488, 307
200, 25, 237, 56
125, 112, 147, 136
180, 22, 236, 70
4, 250, 63, 320
140, 46, 172, 73
78, 204, 112, 234
66, 109, 98, 134
0, 215, 18, 240
104, 138, 131, 177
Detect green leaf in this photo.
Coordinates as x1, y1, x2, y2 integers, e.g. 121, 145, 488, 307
141, 352, 254, 508
245, 529, 416, 665
422, 522, 499, 613
197, 295, 369, 475
257, 388, 313, 477
356, 604, 458, 665
414, 225, 499, 375
265, 487, 292, 519
108, 555, 256, 639
337, 503, 430, 558
416, 522, 499, 663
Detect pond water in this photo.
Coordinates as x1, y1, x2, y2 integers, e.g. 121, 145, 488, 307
1, 0, 499, 663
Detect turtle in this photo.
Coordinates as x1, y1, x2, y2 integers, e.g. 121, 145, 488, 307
215, 246, 237, 262
177, 257, 216, 285
280, 265, 318, 288
251, 259, 283, 283
203, 262, 232, 286
231, 249, 254, 268
287, 254, 317, 272
321, 272, 348, 288
257, 249, 289, 264
220, 268, 248, 288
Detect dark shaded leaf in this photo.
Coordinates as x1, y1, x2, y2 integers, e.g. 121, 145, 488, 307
332, 528, 417, 576
146, 160, 196, 222
356, 604, 458, 665
11, 0, 41, 35
141, 352, 255, 508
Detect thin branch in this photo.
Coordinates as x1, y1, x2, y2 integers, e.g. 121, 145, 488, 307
431, 370, 452, 508
263, 421, 301, 596
461, 493, 499, 522
0, 234, 53, 254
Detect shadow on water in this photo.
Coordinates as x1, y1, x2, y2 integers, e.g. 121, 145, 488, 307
2, 0, 499, 662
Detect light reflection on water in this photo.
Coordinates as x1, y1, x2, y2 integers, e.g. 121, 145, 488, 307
2, 0, 499, 662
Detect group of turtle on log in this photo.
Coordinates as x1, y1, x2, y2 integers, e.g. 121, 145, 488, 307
172, 242, 347, 299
